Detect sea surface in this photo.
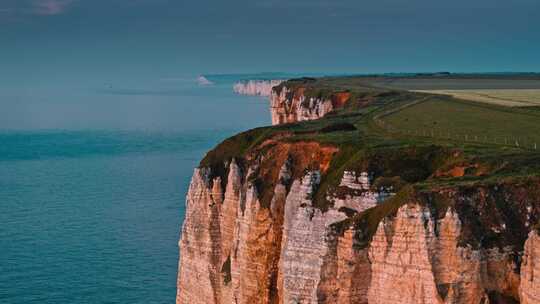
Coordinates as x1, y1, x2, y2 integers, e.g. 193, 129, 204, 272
0, 75, 273, 303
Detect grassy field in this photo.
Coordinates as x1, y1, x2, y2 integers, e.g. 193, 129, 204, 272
361, 75, 540, 90
379, 97, 540, 149
414, 89, 540, 107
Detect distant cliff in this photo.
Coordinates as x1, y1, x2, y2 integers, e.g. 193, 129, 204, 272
177, 77, 540, 304
233, 80, 284, 97
270, 83, 351, 125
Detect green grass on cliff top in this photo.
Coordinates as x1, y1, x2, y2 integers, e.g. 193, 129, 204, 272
381, 97, 540, 150
203, 74, 540, 177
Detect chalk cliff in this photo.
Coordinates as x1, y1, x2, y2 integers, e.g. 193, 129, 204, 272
521, 231, 540, 304
234, 80, 284, 97
270, 85, 351, 125
178, 154, 540, 303
177, 79, 540, 303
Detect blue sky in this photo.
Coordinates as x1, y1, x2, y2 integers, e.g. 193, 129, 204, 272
1, 0, 539, 90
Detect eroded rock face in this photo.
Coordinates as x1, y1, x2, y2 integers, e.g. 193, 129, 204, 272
177, 167, 388, 304
230, 181, 275, 303
521, 231, 540, 304
320, 229, 371, 304
177, 160, 540, 303
270, 87, 350, 125
368, 205, 487, 304
368, 204, 442, 304
176, 167, 224, 304
278, 172, 348, 303
368, 202, 528, 304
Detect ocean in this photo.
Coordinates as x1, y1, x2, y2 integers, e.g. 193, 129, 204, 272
0, 76, 271, 303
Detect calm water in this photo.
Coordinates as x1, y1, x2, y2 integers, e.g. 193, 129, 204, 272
0, 77, 269, 303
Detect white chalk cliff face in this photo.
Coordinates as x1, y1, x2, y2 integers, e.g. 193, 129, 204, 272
368, 204, 509, 304
177, 162, 394, 304
177, 158, 540, 303
278, 170, 395, 304
269, 86, 351, 125
521, 231, 540, 304
270, 86, 332, 125
233, 80, 284, 97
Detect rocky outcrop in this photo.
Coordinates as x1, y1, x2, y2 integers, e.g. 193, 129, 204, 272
234, 80, 284, 96
177, 160, 393, 304
367, 204, 510, 304
278, 172, 347, 303
277, 170, 391, 303
521, 231, 540, 304
176, 167, 223, 304
270, 86, 351, 125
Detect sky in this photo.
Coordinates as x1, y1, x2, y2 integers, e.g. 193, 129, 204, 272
1, 0, 539, 91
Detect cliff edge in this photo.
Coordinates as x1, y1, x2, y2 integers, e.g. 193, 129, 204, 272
177, 75, 540, 304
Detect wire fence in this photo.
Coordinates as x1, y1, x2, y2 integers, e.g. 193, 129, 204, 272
374, 118, 539, 151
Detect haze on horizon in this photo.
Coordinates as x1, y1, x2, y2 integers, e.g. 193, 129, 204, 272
1, 0, 539, 92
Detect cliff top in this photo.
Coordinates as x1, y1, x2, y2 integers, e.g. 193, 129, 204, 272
207, 74, 540, 164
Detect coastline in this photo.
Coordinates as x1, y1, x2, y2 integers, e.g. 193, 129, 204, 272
176, 74, 540, 304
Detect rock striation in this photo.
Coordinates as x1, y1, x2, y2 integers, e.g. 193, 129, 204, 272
233, 80, 284, 97
177, 154, 394, 304
178, 160, 540, 303
369, 205, 491, 304
177, 139, 540, 304
521, 231, 540, 304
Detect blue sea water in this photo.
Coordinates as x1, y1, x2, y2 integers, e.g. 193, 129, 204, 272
0, 77, 270, 303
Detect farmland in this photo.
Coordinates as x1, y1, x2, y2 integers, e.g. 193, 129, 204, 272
378, 97, 540, 149
412, 89, 540, 107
